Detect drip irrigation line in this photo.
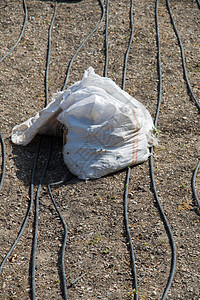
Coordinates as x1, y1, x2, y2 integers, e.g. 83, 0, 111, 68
166, 0, 200, 112
48, 181, 68, 300
0, 0, 27, 192
154, 0, 162, 128
31, 3, 58, 299
192, 160, 200, 209
103, 0, 109, 77
0, 0, 28, 63
0, 138, 41, 275
149, 152, 176, 300
0, 131, 5, 191
62, 0, 105, 90
163, 1, 200, 284
45, 1, 58, 106
196, 0, 200, 10
123, 167, 138, 300
0, 8, 55, 273
47, 175, 73, 297
0, 200, 32, 275
121, 1, 138, 298
47, 175, 72, 299
31, 137, 52, 300
147, 1, 176, 299
122, 0, 134, 91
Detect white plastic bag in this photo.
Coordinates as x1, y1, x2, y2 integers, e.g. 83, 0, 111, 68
12, 67, 157, 179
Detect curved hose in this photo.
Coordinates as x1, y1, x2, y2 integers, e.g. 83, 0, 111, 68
154, 0, 162, 128
0, 0, 28, 63
62, 0, 105, 90
103, 0, 109, 77
31, 3, 58, 298
0, 131, 5, 191
148, 2, 177, 299
48, 180, 69, 300
166, 0, 200, 112
0, 0, 28, 274
31, 138, 52, 300
0, 0, 27, 192
45, 1, 58, 106
121, 1, 138, 298
0, 137, 40, 275
122, 0, 134, 91
192, 160, 200, 209
149, 151, 176, 300
124, 167, 138, 299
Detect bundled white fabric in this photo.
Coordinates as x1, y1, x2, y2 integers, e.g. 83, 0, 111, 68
11, 67, 157, 179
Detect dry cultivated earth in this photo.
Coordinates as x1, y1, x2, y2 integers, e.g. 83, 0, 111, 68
0, 0, 200, 299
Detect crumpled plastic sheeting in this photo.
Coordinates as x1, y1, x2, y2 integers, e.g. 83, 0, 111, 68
12, 67, 157, 179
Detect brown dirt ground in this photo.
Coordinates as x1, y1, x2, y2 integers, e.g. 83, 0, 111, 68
0, 0, 200, 299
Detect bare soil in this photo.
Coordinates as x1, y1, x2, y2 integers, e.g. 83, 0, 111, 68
0, 0, 200, 299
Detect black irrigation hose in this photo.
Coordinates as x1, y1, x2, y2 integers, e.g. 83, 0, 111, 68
165, 0, 200, 210
0, 137, 41, 275
48, 180, 69, 300
0, 0, 28, 63
0, 0, 28, 274
166, 0, 200, 205
0, 0, 27, 192
31, 138, 52, 300
192, 160, 200, 209
44, 1, 69, 298
0, 131, 5, 191
45, 1, 58, 106
122, 0, 134, 91
148, 1, 176, 299
31, 3, 58, 298
120, 1, 138, 299
155, 0, 162, 128
149, 152, 177, 300
103, 0, 109, 77
123, 167, 138, 300
166, 0, 200, 113
62, 0, 105, 90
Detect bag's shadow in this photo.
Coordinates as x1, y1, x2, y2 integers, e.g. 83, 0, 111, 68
11, 135, 77, 187
11, 132, 129, 187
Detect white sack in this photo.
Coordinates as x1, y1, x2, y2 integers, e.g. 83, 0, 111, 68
11, 67, 157, 179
